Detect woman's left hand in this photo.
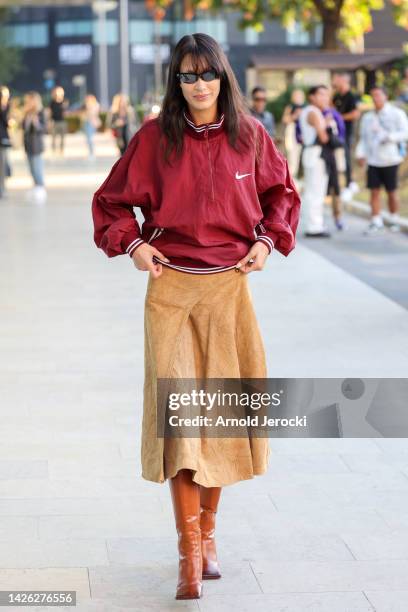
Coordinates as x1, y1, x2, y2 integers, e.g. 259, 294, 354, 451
235, 241, 271, 274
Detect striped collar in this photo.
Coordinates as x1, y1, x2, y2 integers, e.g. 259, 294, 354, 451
183, 109, 225, 139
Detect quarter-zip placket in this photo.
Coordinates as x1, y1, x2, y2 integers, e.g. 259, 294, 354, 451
204, 126, 215, 201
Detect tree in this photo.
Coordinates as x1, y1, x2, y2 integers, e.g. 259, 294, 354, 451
145, 0, 408, 51
0, 7, 22, 84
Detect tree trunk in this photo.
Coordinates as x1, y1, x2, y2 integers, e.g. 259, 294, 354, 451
312, 0, 344, 50
321, 16, 341, 50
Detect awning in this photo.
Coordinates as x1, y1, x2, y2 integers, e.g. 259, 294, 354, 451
248, 49, 404, 71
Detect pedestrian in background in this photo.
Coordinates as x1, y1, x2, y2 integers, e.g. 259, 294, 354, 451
282, 88, 305, 179
49, 86, 67, 156
322, 97, 346, 230
22, 91, 47, 204
82, 94, 101, 161
249, 86, 275, 138
299, 85, 331, 237
0, 85, 12, 199
332, 72, 361, 201
355, 85, 408, 235
108, 93, 138, 156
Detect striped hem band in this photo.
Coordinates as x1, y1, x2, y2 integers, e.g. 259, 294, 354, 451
153, 257, 237, 275
126, 238, 144, 257
256, 235, 274, 252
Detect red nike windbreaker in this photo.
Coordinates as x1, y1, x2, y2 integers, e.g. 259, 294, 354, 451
92, 110, 301, 274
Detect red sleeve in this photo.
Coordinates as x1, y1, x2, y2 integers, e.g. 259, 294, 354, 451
254, 123, 301, 256
91, 127, 152, 258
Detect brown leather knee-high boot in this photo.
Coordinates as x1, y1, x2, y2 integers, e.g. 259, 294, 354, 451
168, 469, 203, 599
200, 485, 222, 579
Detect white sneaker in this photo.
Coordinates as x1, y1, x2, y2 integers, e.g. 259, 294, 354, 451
364, 221, 384, 235
341, 187, 352, 203
349, 181, 360, 194
388, 223, 401, 233
32, 186, 47, 204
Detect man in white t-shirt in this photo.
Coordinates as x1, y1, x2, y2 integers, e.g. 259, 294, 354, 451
355, 85, 408, 235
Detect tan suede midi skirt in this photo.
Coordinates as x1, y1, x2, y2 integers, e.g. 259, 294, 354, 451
141, 265, 271, 487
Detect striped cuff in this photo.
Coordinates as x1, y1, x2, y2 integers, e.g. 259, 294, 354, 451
256, 235, 274, 254
126, 237, 145, 258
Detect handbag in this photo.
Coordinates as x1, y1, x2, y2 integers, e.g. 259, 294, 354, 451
326, 128, 344, 150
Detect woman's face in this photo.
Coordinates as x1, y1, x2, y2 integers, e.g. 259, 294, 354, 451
291, 89, 305, 106
24, 96, 35, 112
178, 53, 220, 115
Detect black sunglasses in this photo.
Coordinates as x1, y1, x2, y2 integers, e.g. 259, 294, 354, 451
177, 69, 219, 84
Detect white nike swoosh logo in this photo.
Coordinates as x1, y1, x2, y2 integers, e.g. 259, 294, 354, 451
235, 171, 252, 180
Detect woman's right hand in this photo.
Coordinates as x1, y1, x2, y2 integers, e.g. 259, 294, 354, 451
131, 243, 170, 278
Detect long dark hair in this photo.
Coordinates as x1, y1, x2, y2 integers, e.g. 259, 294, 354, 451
158, 33, 258, 164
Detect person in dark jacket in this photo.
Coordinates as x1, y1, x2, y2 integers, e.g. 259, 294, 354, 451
49, 86, 67, 155
92, 32, 301, 602
22, 91, 47, 203
107, 92, 138, 156
0, 86, 11, 199
249, 86, 275, 137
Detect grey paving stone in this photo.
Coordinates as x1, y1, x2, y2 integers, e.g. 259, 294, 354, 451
0, 496, 162, 516
0, 567, 90, 598
251, 559, 408, 593
106, 537, 176, 566
0, 538, 109, 567
0, 516, 37, 540
198, 591, 374, 612
38, 511, 172, 540
89, 561, 262, 600
218, 532, 354, 563
342, 532, 408, 561
364, 590, 408, 612
0, 460, 48, 480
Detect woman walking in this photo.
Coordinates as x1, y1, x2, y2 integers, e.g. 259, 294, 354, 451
0, 86, 11, 199
82, 94, 100, 160
108, 93, 138, 156
92, 33, 301, 600
22, 91, 47, 204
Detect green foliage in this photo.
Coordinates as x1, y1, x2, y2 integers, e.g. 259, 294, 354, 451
374, 53, 408, 99
0, 44, 22, 84
0, 7, 23, 84
191, 0, 407, 50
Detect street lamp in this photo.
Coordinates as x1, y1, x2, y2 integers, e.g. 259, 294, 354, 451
119, 0, 130, 95
92, 0, 118, 110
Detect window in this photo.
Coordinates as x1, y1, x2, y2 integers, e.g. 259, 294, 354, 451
55, 21, 93, 37
244, 27, 259, 45
286, 21, 310, 46
56, 20, 118, 45
4, 23, 49, 48
173, 19, 227, 44
129, 20, 155, 44
92, 19, 118, 45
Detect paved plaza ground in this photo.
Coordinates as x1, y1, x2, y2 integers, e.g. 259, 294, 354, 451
0, 132, 408, 611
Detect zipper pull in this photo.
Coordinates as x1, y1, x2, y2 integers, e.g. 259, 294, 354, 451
204, 126, 209, 138
258, 222, 267, 234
